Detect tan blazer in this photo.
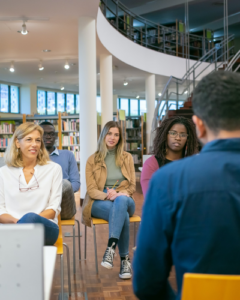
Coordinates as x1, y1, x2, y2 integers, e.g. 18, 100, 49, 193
82, 151, 136, 227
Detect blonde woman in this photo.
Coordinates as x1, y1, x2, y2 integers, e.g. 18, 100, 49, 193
82, 121, 136, 279
0, 123, 62, 245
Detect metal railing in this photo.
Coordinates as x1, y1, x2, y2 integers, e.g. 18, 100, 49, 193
226, 50, 240, 72
149, 35, 235, 150
100, 0, 234, 61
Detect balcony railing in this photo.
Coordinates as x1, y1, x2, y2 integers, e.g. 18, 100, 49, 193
100, 0, 234, 61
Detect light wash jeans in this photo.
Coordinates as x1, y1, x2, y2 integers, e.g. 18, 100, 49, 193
91, 189, 135, 257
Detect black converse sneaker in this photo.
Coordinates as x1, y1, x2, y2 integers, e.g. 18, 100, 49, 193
119, 255, 132, 279
101, 242, 115, 269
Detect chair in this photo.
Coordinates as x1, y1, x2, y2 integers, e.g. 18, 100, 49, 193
84, 214, 141, 274
61, 217, 81, 274
55, 215, 71, 300
181, 273, 240, 300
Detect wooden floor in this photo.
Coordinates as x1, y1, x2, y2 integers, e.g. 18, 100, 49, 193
50, 182, 177, 300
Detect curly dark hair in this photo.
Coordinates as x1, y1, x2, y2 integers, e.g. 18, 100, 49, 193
153, 116, 199, 165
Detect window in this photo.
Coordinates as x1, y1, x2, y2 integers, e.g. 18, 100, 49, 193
37, 90, 46, 115
57, 93, 65, 112
140, 100, 146, 115
178, 101, 184, 109
66, 94, 74, 114
120, 98, 129, 116
96, 96, 101, 113
0, 84, 9, 113
10, 86, 19, 113
47, 92, 56, 115
76, 95, 80, 114
168, 101, 177, 110
130, 99, 138, 116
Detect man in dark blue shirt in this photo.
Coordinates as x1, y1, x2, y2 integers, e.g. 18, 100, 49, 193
40, 122, 80, 219
133, 71, 240, 300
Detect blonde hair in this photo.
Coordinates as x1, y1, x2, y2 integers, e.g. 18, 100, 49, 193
5, 122, 50, 167
95, 121, 124, 166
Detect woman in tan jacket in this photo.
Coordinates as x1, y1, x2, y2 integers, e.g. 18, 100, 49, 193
84, 121, 136, 279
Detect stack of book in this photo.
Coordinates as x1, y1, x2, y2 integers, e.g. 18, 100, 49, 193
0, 137, 12, 147
126, 142, 139, 151
62, 119, 79, 131
0, 123, 15, 134
131, 154, 141, 164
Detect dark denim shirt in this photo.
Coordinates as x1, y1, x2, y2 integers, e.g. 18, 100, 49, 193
133, 139, 240, 300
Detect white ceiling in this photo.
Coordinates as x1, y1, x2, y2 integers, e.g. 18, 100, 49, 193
0, 0, 172, 99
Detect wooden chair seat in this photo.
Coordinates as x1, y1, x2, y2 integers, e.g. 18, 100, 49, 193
92, 214, 141, 225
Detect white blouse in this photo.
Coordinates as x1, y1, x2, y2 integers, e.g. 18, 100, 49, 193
0, 161, 62, 225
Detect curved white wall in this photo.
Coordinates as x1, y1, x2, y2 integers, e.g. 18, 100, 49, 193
97, 9, 215, 79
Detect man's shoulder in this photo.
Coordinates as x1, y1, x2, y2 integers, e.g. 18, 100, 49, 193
58, 150, 74, 158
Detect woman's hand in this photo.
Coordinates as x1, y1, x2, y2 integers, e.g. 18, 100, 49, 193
106, 188, 117, 200
108, 191, 130, 201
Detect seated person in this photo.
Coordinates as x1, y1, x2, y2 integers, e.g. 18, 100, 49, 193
133, 71, 240, 299
0, 123, 62, 246
40, 121, 80, 220
141, 116, 198, 197
82, 121, 136, 280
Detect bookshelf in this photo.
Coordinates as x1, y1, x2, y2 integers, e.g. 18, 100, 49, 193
116, 110, 146, 171
0, 116, 25, 157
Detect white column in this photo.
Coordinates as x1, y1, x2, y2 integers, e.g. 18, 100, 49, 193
100, 53, 113, 127
78, 17, 97, 199
113, 94, 118, 113
145, 74, 155, 153
20, 84, 37, 115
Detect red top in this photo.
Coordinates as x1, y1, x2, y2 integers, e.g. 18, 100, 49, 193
140, 156, 159, 198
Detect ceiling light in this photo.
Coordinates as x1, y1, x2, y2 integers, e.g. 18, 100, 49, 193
136, 95, 140, 99
43, 49, 51, 52
64, 61, 70, 70
9, 62, 14, 72
158, 93, 162, 96
60, 86, 65, 90
184, 90, 188, 94
123, 81, 128, 86
38, 60, 44, 71
21, 22, 28, 35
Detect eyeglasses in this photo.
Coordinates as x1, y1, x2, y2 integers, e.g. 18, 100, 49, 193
19, 173, 39, 192
168, 131, 188, 139
43, 132, 55, 137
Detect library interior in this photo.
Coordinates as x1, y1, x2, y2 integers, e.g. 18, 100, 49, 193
1, 0, 240, 300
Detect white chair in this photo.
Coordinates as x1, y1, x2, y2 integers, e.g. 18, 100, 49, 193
0, 224, 45, 300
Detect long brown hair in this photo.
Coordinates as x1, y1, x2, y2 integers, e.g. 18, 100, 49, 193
95, 121, 124, 166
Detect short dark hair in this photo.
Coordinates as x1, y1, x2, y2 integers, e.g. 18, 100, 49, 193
192, 71, 240, 132
153, 116, 199, 165
40, 121, 55, 128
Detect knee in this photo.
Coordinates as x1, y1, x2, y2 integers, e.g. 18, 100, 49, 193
20, 212, 39, 223
115, 195, 129, 205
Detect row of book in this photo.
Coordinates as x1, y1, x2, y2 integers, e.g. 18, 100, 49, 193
62, 119, 79, 131
126, 142, 139, 151
63, 146, 80, 162
0, 138, 12, 148
126, 130, 141, 139
131, 154, 141, 164
126, 119, 141, 129
62, 133, 80, 146
0, 123, 15, 134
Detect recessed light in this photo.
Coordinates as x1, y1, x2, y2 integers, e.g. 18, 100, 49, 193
123, 81, 128, 86
64, 61, 70, 70
136, 95, 140, 99
60, 86, 64, 90
43, 49, 51, 52
38, 60, 44, 71
158, 93, 162, 96
9, 61, 14, 72
184, 90, 188, 94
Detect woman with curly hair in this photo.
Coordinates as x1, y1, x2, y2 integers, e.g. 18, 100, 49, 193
141, 116, 199, 197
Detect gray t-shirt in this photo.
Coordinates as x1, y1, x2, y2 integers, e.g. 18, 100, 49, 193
104, 149, 126, 189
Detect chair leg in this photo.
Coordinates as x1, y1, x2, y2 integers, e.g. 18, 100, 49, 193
60, 254, 64, 300
63, 243, 71, 296
73, 225, 76, 274
75, 219, 81, 261
133, 222, 136, 247
84, 225, 87, 260
93, 224, 98, 274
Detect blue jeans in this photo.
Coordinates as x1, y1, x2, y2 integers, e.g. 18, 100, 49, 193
17, 213, 59, 246
91, 190, 135, 256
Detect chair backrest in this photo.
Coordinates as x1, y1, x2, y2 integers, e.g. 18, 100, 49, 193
0, 157, 5, 167
0, 224, 44, 300
181, 273, 240, 300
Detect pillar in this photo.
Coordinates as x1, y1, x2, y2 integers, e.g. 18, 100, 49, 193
20, 84, 37, 115
100, 53, 113, 127
145, 74, 155, 153
113, 94, 118, 113
78, 17, 97, 199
